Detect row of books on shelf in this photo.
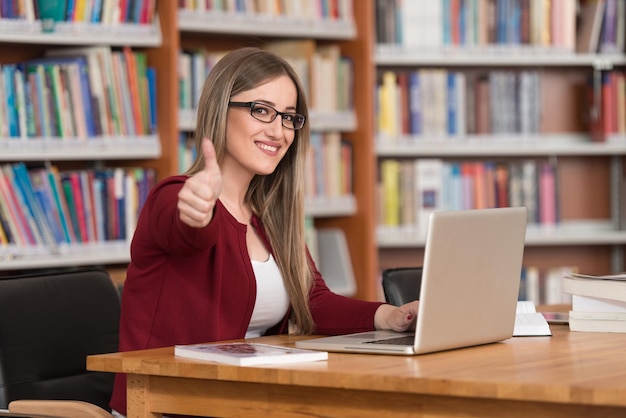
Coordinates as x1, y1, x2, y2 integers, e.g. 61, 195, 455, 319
375, 0, 620, 54
0, 0, 157, 25
179, 41, 353, 117
0, 45, 157, 140
178, 0, 353, 23
378, 158, 557, 234
0, 162, 156, 257
377, 69, 541, 139
519, 265, 574, 306
563, 271, 626, 333
178, 131, 353, 200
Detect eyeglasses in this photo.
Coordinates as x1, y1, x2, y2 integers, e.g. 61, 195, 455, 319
228, 101, 306, 130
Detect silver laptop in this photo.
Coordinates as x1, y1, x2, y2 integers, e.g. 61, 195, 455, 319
296, 207, 528, 355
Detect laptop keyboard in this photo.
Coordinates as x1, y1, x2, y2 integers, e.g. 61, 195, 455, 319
364, 335, 415, 346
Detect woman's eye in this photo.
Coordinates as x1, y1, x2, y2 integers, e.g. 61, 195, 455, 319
254, 106, 269, 116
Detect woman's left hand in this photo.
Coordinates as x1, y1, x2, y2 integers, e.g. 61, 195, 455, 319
374, 301, 419, 332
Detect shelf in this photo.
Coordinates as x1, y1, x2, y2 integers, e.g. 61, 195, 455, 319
0, 241, 131, 271
0, 136, 162, 161
375, 47, 626, 68
179, 109, 357, 132
377, 220, 626, 248
305, 195, 357, 218
178, 9, 356, 39
375, 134, 626, 157
0, 19, 162, 46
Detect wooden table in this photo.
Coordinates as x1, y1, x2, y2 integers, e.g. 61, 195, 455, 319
88, 325, 626, 418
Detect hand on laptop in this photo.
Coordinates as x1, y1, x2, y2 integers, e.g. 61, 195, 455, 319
374, 301, 419, 332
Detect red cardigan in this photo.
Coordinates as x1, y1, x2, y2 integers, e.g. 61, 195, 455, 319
110, 176, 383, 414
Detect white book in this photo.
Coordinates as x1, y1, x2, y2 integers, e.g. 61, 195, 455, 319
414, 159, 444, 236
572, 294, 626, 313
514, 301, 552, 337
569, 314, 626, 334
174, 342, 328, 366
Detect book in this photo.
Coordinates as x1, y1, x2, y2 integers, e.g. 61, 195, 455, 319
174, 342, 328, 366
514, 301, 552, 337
572, 294, 626, 312
576, 0, 606, 53
569, 311, 626, 333
563, 272, 626, 303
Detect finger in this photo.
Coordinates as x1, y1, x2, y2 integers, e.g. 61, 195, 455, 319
202, 138, 220, 175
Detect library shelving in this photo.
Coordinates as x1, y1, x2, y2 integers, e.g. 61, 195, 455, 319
0, 1, 382, 302
0, 0, 173, 273
175, 1, 378, 300
373, 1, 626, 279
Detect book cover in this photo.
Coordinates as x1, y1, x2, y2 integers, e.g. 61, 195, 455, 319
174, 342, 328, 366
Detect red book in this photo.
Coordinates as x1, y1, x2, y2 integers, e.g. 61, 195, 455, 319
539, 161, 557, 225
69, 172, 90, 243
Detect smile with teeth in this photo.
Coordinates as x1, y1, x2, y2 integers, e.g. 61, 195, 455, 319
256, 142, 278, 152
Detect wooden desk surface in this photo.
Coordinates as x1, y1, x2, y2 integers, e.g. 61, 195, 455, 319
89, 325, 626, 417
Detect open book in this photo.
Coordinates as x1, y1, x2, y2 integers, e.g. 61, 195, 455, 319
174, 342, 328, 366
515, 301, 552, 336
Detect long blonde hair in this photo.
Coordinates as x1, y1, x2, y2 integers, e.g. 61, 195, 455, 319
186, 47, 315, 334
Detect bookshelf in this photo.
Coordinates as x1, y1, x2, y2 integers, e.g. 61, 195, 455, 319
373, 1, 626, 285
0, 1, 382, 302
0, 0, 173, 273
175, 2, 379, 300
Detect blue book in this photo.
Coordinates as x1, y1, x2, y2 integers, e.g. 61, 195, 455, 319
11, 163, 57, 247
146, 67, 157, 134
446, 71, 457, 135
46, 166, 73, 243
408, 71, 421, 135
91, 0, 103, 22
29, 168, 65, 244
3, 65, 19, 137
93, 169, 112, 240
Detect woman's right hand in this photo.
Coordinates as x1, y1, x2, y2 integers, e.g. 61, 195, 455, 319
177, 138, 223, 228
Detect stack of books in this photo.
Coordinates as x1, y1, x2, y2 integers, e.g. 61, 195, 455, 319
562, 272, 626, 333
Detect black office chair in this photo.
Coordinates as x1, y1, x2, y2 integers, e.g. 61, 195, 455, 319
381, 267, 423, 306
0, 267, 120, 414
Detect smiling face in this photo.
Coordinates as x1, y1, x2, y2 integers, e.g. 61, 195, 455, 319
221, 75, 298, 181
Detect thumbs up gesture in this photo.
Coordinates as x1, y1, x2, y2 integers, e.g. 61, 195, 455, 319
178, 138, 223, 228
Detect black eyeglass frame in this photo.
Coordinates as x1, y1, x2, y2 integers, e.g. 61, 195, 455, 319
228, 101, 306, 130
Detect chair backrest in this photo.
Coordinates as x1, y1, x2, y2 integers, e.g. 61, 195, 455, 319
0, 267, 121, 412
381, 267, 423, 306
9, 399, 113, 418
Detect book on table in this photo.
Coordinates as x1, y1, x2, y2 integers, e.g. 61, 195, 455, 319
563, 272, 626, 333
174, 342, 328, 366
562, 272, 626, 302
515, 301, 552, 336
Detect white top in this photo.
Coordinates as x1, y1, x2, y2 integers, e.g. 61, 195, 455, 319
245, 254, 290, 338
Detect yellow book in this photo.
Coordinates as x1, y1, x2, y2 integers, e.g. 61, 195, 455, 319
380, 159, 401, 227
379, 70, 397, 138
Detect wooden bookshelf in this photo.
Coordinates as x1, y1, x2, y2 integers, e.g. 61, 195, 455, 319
174, 3, 379, 301
0, 1, 383, 303
372, 1, 626, 292
0, 0, 170, 274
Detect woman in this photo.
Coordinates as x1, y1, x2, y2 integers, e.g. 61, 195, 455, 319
110, 47, 418, 416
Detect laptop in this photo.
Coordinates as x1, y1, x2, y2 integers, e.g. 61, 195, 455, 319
296, 207, 528, 355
